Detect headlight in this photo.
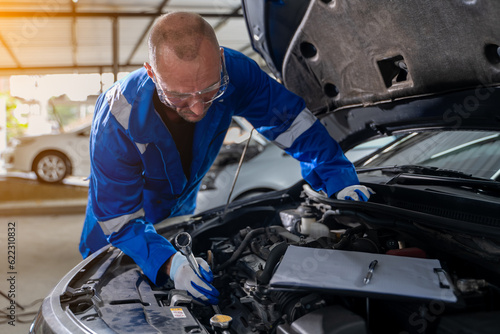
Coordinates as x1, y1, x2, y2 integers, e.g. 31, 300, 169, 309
8, 137, 35, 148
7, 138, 21, 148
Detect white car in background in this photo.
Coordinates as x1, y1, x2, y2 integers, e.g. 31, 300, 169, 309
1, 125, 91, 183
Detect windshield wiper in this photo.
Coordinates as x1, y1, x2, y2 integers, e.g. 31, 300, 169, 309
357, 165, 500, 193
357, 165, 491, 180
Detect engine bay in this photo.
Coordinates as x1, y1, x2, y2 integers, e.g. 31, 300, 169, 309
158, 182, 500, 334
58, 181, 500, 334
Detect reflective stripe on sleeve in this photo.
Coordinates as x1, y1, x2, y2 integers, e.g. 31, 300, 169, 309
106, 84, 149, 155
273, 108, 317, 149
136, 142, 148, 154
98, 208, 145, 235
106, 83, 132, 130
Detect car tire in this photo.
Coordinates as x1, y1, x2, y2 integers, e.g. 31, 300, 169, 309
33, 151, 70, 183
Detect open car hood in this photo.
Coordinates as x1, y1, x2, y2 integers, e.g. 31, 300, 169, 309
242, 0, 500, 149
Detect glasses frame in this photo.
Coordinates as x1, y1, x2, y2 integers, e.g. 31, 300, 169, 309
152, 51, 229, 110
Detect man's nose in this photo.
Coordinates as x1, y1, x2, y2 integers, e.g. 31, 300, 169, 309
189, 99, 205, 115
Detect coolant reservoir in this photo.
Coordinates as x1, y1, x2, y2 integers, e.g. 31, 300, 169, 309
299, 213, 316, 235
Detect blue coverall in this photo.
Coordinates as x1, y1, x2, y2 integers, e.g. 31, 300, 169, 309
79, 48, 359, 284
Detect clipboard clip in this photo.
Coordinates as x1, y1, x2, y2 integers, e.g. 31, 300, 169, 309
434, 268, 452, 289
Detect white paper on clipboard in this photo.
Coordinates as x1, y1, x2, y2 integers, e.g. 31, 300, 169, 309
269, 245, 457, 303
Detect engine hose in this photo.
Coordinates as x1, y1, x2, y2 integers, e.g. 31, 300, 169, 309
257, 242, 289, 285
214, 227, 266, 272
333, 224, 365, 249
271, 291, 306, 321
315, 209, 341, 224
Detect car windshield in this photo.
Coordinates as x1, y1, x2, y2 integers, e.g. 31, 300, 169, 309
355, 131, 500, 181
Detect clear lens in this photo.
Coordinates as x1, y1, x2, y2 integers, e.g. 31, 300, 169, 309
166, 84, 221, 106
154, 54, 229, 110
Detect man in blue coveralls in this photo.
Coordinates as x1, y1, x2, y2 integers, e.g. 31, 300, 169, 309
79, 12, 372, 305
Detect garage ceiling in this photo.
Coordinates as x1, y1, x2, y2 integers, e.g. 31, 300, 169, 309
0, 0, 252, 76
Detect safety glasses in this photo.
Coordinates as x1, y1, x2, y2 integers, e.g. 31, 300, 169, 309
153, 53, 229, 110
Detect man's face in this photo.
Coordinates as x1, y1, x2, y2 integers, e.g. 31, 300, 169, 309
147, 48, 225, 123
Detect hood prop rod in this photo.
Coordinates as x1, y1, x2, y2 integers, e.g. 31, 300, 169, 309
222, 128, 254, 219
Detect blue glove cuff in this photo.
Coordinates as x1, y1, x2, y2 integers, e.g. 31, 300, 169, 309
354, 189, 369, 202
191, 281, 220, 305
199, 263, 214, 282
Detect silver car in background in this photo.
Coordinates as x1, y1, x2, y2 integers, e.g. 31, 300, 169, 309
1, 125, 91, 183
196, 116, 302, 212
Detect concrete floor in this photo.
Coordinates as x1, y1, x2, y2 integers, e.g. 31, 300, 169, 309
0, 213, 85, 333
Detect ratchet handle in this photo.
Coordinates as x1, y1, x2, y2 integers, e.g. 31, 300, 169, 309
175, 232, 202, 277
186, 253, 202, 277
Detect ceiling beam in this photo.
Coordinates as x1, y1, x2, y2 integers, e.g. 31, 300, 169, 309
0, 8, 247, 76
112, 17, 119, 81
0, 11, 243, 19
71, 1, 78, 66
213, 6, 242, 31
125, 0, 170, 66
0, 32, 21, 67
0, 64, 144, 76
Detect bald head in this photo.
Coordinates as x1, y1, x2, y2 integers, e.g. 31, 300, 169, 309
148, 12, 220, 70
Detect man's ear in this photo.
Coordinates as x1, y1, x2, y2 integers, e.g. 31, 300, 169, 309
144, 62, 155, 80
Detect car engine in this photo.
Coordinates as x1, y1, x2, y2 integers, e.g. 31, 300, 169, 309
155, 182, 500, 334
53, 181, 500, 334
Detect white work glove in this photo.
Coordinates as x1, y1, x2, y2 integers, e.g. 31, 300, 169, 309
169, 252, 220, 305
336, 185, 374, 201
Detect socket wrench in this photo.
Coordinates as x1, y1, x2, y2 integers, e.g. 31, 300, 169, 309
174, 232, 222, 314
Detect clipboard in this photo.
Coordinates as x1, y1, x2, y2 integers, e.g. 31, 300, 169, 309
269, 245, 457, 303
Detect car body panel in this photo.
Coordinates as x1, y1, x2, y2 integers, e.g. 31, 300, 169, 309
2, 126, 91, 180
196, 143, 302, 212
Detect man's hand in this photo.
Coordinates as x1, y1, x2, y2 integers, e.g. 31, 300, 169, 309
168, 252, 220, 305
336, 185, 374, 201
